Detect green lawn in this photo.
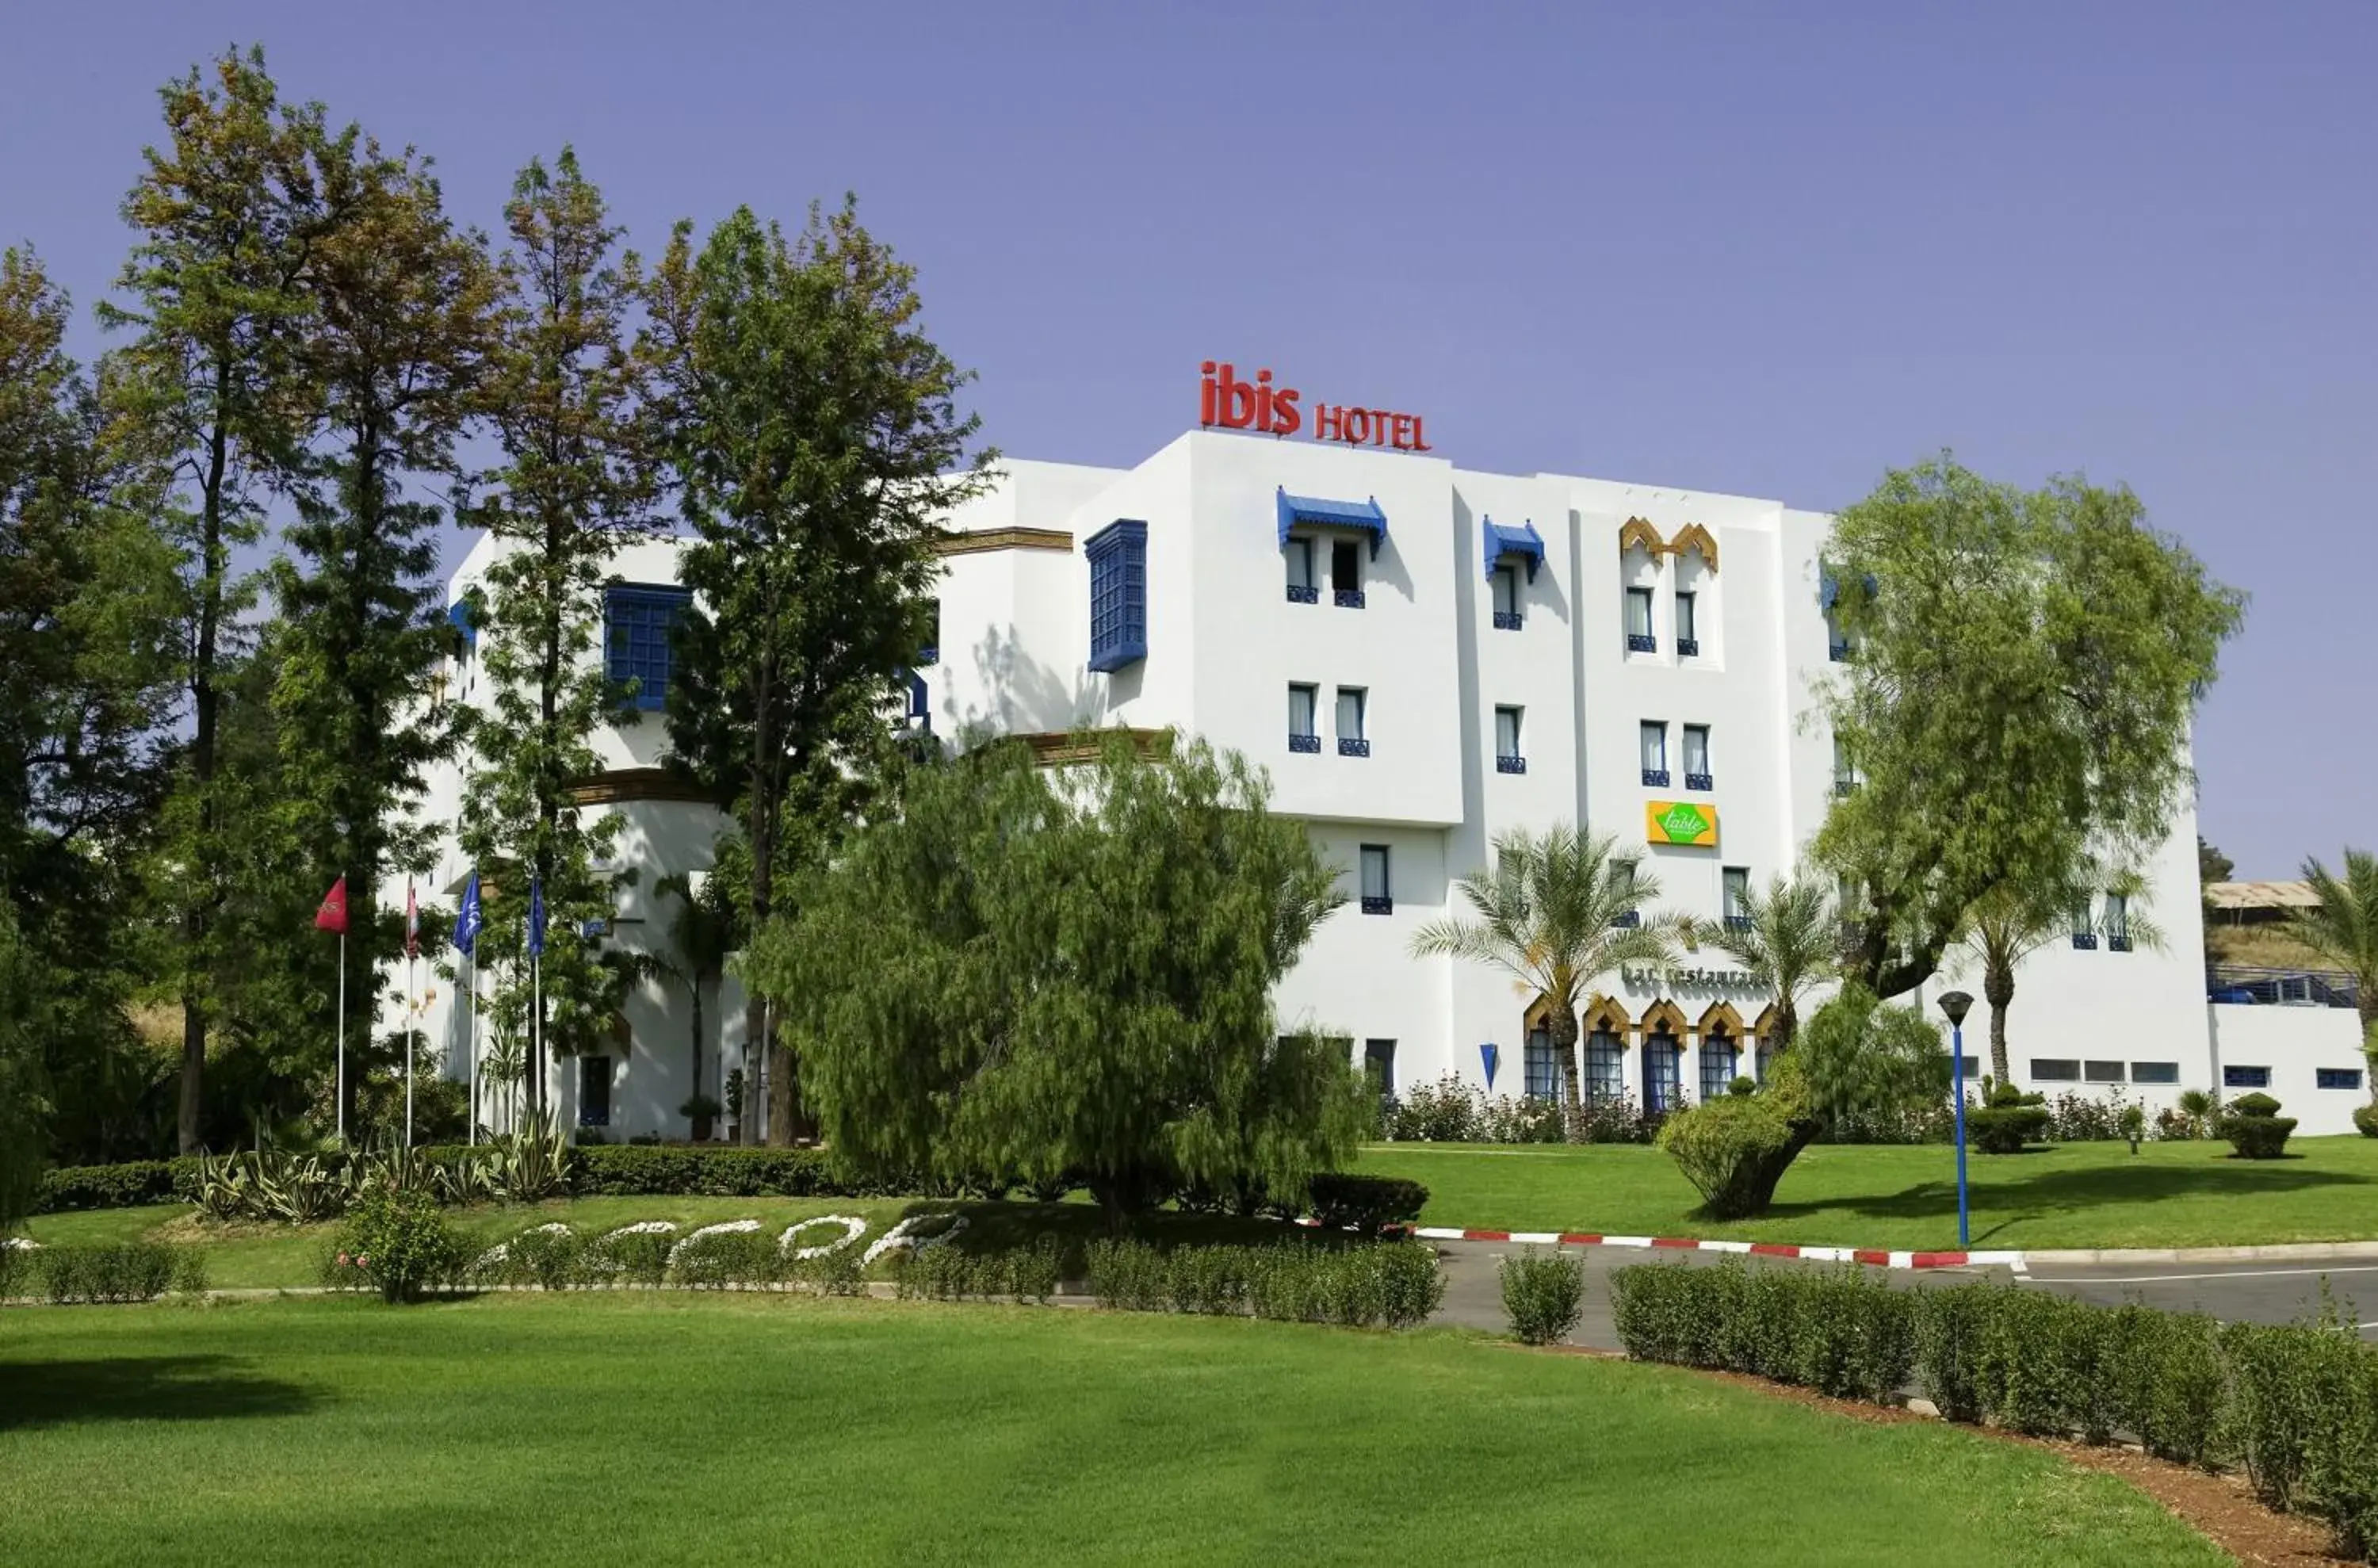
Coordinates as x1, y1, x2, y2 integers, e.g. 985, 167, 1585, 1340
1357, 1134, 2378, 1251
0, 1295, 2222, 1566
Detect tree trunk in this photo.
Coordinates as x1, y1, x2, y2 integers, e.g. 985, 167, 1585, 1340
1551, 1005, 1582, 1108
1984, 955, 2015, 1084
178, 373, 233, 1156
1717, 1117, 1824, 1219
689, 977, 705, 1103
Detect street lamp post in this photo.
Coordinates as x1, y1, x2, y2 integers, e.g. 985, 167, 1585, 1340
1938, 990, 1974, 1249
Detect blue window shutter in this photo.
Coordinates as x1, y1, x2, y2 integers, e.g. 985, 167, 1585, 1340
1085, 519, 1149, 672
448, 599, 478, 649
604, 584, 692, 711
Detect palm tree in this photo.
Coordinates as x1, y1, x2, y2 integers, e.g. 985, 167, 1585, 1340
1954, 866, 2162, 1083
1687, 869, 1836, 1056
635, 872, 740, 1119
2296, 848, 2378, 1097
1411, 824, 1682, 1107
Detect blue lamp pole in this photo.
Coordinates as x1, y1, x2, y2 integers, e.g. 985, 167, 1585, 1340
1938, 990, 1975, 1249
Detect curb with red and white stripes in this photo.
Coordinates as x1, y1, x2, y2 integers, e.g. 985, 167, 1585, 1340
1407, 1226, 2024, 1273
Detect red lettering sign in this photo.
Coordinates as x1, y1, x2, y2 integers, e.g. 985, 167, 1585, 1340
1199, 361, 1429, 453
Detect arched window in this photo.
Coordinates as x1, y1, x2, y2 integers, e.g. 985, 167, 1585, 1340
1699, 1027, 1739, 1101
1585, 1031, 1624, 1103
1644, 1032, 1682, 1111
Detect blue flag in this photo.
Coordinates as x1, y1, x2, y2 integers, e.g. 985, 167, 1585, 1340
452, 872, 483, 958
526, 876, 546, 958
1480, 1042, 1501, 1091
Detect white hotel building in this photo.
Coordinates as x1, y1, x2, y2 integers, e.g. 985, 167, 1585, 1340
393, 423, 2369, 1139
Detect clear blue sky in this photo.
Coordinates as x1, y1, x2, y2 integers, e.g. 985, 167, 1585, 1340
4, 2, 2369, 879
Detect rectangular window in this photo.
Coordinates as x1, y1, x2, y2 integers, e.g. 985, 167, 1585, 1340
2031, 1059, 2082, 1082
2084, 1060, 2127, 1084
1336, 686, 1369, 756
2070, 901, 2099, 950
2318, 1068, 2365, 1092
1359, 844, 1391, 915
1682, 723, 1711, 789
1288, 683, 1318, 751
1722, 866, 1749, 924
1332, 539, 1363, 607
1493, 564, 1520, 625
1640, 721, 1667, 774
2105, 891, 2131, 951
2224, 1065, 2271, 1089
604, 584, 692, 711
1585, 1033, 1624, 1103
1832, 736, 1856, 794
1626, 586, 1655, 650
1494, 705, 1524, 771
578, 1055, 612, 1128
1524, 1028, 1558, 1100
1675, 590, 1698, 652
1284, 536, 1316, 601
1085, 519, 1149, 672
1363, 1039, 1397, 1108
2131, 1061, 2181, 1086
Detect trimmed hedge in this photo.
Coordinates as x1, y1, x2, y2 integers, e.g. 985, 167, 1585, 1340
37, 1160, 197, 1212
1610, 1260, 2378, 1561
1307, 1173, 1428, 1236
1084, 1237, 1444, 1329
28, 1241, 195, 1304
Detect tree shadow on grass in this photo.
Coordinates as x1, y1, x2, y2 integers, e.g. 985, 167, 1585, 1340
0, 1355, 318, 1431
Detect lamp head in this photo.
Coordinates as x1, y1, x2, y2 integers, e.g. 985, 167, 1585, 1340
1937, 990, 1974, 1027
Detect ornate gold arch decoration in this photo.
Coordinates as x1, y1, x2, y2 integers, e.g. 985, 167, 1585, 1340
1750, 1004, 1784, 1041
1667, 522, 1719, 572
1692, 1000, 1746, 1044
1617, 517, 1665, 559
1638, 999, 1689, 1039
1581, 992, 1634, 1039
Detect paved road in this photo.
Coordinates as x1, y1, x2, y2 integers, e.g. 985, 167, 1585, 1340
1425, 1240, 2378, 1348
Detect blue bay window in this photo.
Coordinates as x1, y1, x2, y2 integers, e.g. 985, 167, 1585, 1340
1085, 519, 1148, 672
605, 584, 692, 711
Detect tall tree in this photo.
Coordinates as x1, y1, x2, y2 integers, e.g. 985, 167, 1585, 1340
1411, 825, 1682, 1107
1686, 868, 1836, 1053
100, 48, 326, 1152
646, 199, 992, 1142
455, 149, 658, 1121
270, 120, 497, 1134
1816, 457, 2243, 1001
0, 893, 51, 1233
2296, 848, 2378, 1093
1952, 866, 2163, 1083
755, 732, 1362, 1226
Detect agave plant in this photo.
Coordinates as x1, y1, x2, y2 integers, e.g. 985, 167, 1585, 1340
483, 1116, 572, 1203
433, 1156, 498, 1207
192, 1150, 356, 1224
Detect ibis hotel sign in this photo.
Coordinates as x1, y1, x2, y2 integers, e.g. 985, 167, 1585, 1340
1199, 361, 1434, 453
1646, 800, 1719, 848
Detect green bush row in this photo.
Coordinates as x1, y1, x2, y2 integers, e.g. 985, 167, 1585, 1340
892, 1238, 1065, 1304
1608, 1262, 2378, 1560
13, 1241, 208, 1304
1084, 1238, 1443, 1329
36, 1159, 196, 1211
316, 1211, 877, 1300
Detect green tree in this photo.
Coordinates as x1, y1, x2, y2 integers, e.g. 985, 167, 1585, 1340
1684, 868, 1835, 1052
269, 117, 498, 1134
1816, 457, 2242, 1002
1952, 866, 2163, 1083
454, 150, 658, 1119
754, 732, 1364, 1227
645, 199, 992, 1142
2296, 848, 2378, 1093
100, 48, 327, 1152
1410, 825, 1681, 1107
0, 893, 52, 1232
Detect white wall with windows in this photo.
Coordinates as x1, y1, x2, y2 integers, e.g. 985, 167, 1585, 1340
387, 426, 2357, 1140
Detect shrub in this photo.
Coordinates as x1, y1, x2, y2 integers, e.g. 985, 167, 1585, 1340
1085, 1239, 1440, 1329
1728, 1076, 1757, 1097
584, 1227, 675, 1287
2120, 1307, 2227, 1467
507, 1225, 587, 1291
170, 1248, 211, 1300
570, 1144, 897, 1199
1384, 1075, 1481, 1142
1912, 1282, 1994, 1423
2222, 1092, 2298, 1160
1966, 1082, 2050, 1154
333, 1187, 466, 1303
1657, 1096, 1799, 1218
2043, 1090, 2143, 1144
894, 1237, 1064, 1303
36, 1159, 193, 1212
1564, 1093, 1661, 1145
1612, 1261, 1913, 1402
33, 1241, 182, 1304
667, 1226, 781, 1290
1307, 1173, 1428, 1235
1500, 1247, 1585, 1345
2355, 1103, 2378, 1140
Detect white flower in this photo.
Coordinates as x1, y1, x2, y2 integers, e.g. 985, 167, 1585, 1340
472, 1221, 573, 1272
778, 1215, 868, 1259
2, 1237, 39, 1251
667, 1218, 761, 1265
861, 1213, 969, 1266
583, 1221, 679, 1274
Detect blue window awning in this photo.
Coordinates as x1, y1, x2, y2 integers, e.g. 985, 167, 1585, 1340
1277, 488, 1387, 559
1482, 516, 1544, 583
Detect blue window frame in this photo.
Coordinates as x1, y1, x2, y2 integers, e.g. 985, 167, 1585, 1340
1585, 1032, 1624, 1103
1085, 519, 1147, 672
1359, 844, 1392, 915
2318, 1068, 2363, 1092
2223, 1065, 2270, 1090
1644, 1034, 1683, 1112
605, 584, 691, 711
1524, 1028, 1559, 1100
1699, 1036, 1739, 1101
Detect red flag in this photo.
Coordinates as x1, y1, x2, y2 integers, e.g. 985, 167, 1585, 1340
405, 881, 419, 958
315, 876, 350, 935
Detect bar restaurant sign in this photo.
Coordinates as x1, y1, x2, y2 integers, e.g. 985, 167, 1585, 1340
1646, 800, 1719, 847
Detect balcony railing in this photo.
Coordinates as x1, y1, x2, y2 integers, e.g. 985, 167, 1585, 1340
1333, 588, 1366, 610
2108, 933, 2133, 953
1288, 732, 1320, 753
1496, 754, 1527, 774
1829, 641, 1850, 662
1641, 768, 1669, 787
1833, 778, 1856, 797
1360, 895, 1394, 916
2070, 931, 2099, 950
1684, 771, 1714, 792
1626, 633, 1657, 653
1676, 637, 1699, 658
1338, 737, 1371, 757
1723, 915, 1753, 933
1286, 583, 1318, 604
1493, 610, 1524, 631
1610, 910, 1642, 929
2207, 964, 2362, 1009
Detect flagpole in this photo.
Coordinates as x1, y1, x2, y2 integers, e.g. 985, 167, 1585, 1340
405, 947, 416, 1148
532, 950, 543, 1131
465, 949, 477, 1147
335, 930, 347, 1147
